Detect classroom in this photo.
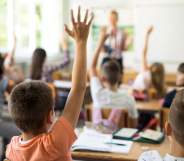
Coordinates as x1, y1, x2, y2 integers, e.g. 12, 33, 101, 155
0, 0, 184, 161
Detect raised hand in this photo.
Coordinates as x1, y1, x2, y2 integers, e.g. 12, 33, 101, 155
146, 26, 154, 35
64, 6, 94, 42
100, 26, 109, 42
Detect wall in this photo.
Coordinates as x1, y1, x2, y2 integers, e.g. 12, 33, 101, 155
70, 0, 184, 72
134, 0, 184, 72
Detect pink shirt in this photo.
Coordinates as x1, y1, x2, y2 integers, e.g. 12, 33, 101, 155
6, 117, 77, 161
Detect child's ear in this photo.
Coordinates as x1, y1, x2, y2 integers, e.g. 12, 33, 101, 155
101, 76, 107, 82
165, 121, 172, 136
47, 110, 54, 124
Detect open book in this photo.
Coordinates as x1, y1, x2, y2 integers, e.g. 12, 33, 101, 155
113, 128, 165, 144
72, 128, 133, 154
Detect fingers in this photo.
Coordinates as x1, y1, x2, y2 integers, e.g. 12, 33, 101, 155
87, 12, 94, 27
83, 9, 88, 24
77, 6, 81, 23
71, 9, 76, 26
64, 24, 73, 37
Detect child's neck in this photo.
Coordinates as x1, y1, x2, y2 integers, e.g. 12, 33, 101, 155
105, 83, 118, 92
170, 138, 184, 157
22, 129, 46, 141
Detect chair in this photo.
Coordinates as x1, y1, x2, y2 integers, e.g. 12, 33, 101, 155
160, 108, 170, 130
85, 104, 128, 128
47, 83, 56, 99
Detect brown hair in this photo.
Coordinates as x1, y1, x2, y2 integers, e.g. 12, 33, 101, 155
110, 10, 119, 20
169, 89, 184, 148
0, 54, 5, 79
30, 48, 46, 80
178, 63, 184, 73
102, 59, 121, 86
9, 81, 54, 134
150, 62, 166, 98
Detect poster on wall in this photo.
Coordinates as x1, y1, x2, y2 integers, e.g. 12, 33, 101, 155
92, 24, 134, 52
91, 6, 134, 53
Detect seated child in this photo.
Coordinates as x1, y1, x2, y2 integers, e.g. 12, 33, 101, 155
133, 26, 166, 99
162, 62, 184, 108
4, 33, 24, 84
6, 7, 93, 161
0, 54, 13, 107
30, 37, 70, 82
138, 89, 184, 161
90, 31, 138, 130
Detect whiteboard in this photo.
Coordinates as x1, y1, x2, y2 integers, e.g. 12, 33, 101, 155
135, 2, 184, 64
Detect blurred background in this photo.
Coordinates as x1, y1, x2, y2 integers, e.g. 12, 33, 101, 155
0, 0, 184, 73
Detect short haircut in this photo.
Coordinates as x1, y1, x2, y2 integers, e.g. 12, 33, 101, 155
178, 63, 184, 73
169, 89, 184, 148
110, 10, 119, 20
102, 59, 121, 86
9, 81, 54, 134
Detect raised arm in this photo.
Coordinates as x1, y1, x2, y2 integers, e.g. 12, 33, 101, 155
62, 7, 93, 127
9, 32, 16, 66
90, 28, 109, 77
141, 26, 153, 71
4, 33, 16, 73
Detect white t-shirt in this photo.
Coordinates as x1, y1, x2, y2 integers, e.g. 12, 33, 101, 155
104, 28, 124, 59
132, 70, 151, 91
138, 150, 184, 161
90, 77, 138, 119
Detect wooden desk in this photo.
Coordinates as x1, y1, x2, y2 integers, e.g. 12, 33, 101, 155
136, 100, 161, 112
123, 69, 176, 86
72, 138, 170, 161
86, 100, 161, 113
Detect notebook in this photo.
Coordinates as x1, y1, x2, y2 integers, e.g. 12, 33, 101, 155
113, 128, 164, 144
72, 128, 133, 154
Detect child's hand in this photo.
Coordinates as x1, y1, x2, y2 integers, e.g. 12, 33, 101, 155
146, 26, 154, 35
100, 27, 109, 42
65, 6, 94, 43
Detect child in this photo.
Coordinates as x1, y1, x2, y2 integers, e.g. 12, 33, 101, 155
6, 7, 93, 161
0, 54, 13, 107
30, 39, 70, 82
133, 26, 166, 99
162, 63, 184, 108
90, 30, 138, 130
138, 89, 184, 161
4, 33, 24, 84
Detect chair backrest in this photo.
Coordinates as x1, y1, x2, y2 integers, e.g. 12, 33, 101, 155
47, 83, 56, 99
85, 104, 128, 128
161, 108, 170, 130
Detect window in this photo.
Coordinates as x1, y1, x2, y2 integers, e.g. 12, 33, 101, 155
0, 0, 44, 58
0, 0, 7, 50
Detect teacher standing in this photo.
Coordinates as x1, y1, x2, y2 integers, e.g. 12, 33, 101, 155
95, 10, 128, 73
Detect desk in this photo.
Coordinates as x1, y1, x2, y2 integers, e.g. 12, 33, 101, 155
85, 100, 161, 114
136, 100, 161, 112
72, 137, 170, 161
54, 80, 92, 105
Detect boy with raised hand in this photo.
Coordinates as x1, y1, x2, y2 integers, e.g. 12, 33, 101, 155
6, 7, 93, 161
138, 89, 184, 161
89, 30, 138, 130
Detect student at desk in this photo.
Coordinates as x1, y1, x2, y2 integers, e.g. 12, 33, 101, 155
133, 26, 166, 99
138, 89, 184, 161
162, 63, 184, 108
30, 40, 70, 82
89, 30, 138, 130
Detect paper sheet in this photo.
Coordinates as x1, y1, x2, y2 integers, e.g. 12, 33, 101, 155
72, 128, 133, 154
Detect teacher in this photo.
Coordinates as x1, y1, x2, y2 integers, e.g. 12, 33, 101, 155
96, 10, 127, 72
